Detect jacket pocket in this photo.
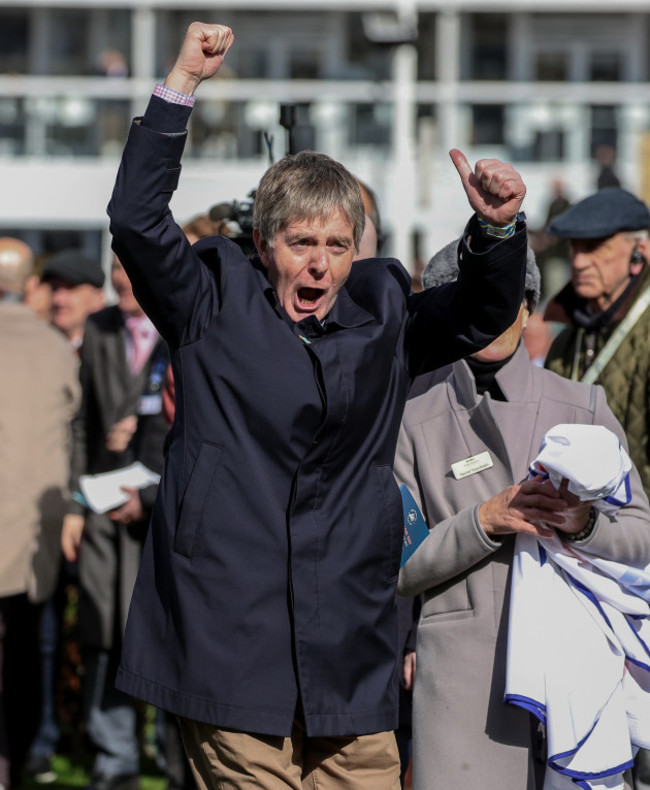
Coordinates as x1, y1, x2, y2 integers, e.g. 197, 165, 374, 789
174, 441, 223, 558
420, 575, 472, 620
374, 464, 402, 582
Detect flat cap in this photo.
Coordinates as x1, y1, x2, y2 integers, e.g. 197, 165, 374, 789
547, 187, 650, 239
42, 249, 105, 288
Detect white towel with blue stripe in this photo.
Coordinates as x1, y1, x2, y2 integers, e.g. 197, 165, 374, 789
528, 423, 632, 513
506, 424, 650, 790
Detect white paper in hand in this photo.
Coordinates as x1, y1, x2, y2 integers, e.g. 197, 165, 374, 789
79, 462, 161, 514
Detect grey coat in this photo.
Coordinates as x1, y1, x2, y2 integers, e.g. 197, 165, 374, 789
395, 342, 650, 790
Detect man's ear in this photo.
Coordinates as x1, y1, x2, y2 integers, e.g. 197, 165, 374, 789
253, 228, 269, 268
631, 240, 648, 275
23, 274, 40, 298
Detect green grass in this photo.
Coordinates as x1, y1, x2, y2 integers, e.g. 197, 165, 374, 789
17, 754, 168, 790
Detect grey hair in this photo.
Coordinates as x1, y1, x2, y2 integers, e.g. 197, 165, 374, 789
625, 230, 649, 243
253, 151, 366, 251
423, 238, 541, 313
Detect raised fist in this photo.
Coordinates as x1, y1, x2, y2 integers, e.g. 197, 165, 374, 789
165, 22, 234, 96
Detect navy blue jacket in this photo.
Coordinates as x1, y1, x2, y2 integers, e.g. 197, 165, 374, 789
108, 97, 526, 738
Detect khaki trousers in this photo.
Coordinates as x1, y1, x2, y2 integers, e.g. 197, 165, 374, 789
178, 716, 400, 790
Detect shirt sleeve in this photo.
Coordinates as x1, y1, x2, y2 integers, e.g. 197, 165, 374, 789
140, 90, 193, 134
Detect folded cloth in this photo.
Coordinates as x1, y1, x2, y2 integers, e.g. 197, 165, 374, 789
508, 425, 650, 789
529, 424, 632, 513
506, 534, 650, 790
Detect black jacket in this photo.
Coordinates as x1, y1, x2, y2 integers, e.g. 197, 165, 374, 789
107, 96, 527, 737
71, 305, 169, 648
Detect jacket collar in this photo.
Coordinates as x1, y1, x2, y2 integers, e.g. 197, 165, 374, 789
448, 341, 540, 483
450, 341, 534, 409
0, 301, 39, 321
323, 286, 374, 330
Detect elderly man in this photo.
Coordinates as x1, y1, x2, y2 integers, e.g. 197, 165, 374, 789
107, 22, 529, 790
0, 238, 80, 790
543, 187, 650, 784
395, 240, 650, 790
544, 188, 650, 477
42, 248, 105, 352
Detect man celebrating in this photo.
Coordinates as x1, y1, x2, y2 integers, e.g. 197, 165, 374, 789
108, 22, 528, 790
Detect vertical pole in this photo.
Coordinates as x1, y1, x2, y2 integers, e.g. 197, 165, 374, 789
388, 42, 417, 273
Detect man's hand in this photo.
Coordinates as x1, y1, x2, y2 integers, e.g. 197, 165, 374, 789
165, 23, 234, 96
61, 513, 85, 562
106, 415, 137, 454
450, 149, 526, 227
109, 487, 146, 525
554, 479, 594, 535
403, 650, 417, 691
478, 476, 567, 538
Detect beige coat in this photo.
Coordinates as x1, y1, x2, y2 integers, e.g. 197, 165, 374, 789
395, 343, 650, 790
0, 301, 80, 603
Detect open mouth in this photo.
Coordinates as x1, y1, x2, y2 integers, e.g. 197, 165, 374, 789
297, 287, 324, 307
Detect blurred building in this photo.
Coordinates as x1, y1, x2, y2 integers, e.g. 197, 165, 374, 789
2, 0, 650, 275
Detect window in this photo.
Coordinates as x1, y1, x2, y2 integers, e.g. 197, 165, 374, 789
468, 14, 508, 80
591, 105, 618, 154
416, 13, 437, 81
532, 129, 565, 161
289, 50, 320, 80
0, 10, 29, 73
535, 52, 568, 81
346, 13, 394, 81
350, 103, 391, 148
590, 53, 622, 81
0, 98, 26, 156
0, 228, 102, 263
472, 105, 505, 145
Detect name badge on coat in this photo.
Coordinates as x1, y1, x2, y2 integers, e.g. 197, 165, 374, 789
137, 393, 163, 415
451, 451, 494, 480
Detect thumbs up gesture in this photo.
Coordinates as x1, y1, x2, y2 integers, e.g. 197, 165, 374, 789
450, 149, 526, 227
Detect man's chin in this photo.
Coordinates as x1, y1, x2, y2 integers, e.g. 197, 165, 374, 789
572, 283, 596, 300
290, 308, 320, 323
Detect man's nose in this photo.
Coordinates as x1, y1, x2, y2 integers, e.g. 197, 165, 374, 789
308, 248, 328, 274
571, 250, 590, 270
